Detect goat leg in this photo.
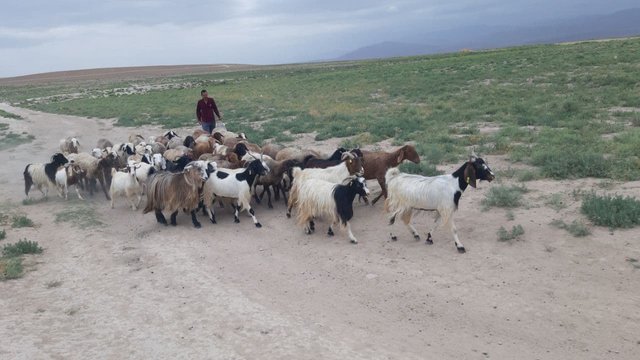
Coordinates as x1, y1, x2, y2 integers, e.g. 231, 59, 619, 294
190, 210, 201, 228
170, 211, 178, 226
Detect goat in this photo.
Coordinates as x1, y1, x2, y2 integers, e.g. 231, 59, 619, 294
286, 151, 364, 218
166, 155, 192, 173
302, 147, 348, 168
110, 164, 143, 210
202, 159, 269, 227
254, 158, 302, 208
150, 142, 166, 155
295, 175, 370, 243
155, 130, 179, 146
55, 161, 86, 200
361, 145, 421, 205
164, 147, 192, 162
128, 134, 146, 146
24, 153, 69, 199
96, 138, 113, 150
67, 152, 116, 200
143, 162, 209, 228
384, 155, 495, 253
261, 143, 283, 159
275, 147, 322, 163
59, 137, 80, 154
193, 141, 214, 160
152, 153, 167, 171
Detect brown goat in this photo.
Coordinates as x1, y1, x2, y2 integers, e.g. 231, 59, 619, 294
254, 158, 302, 208
143, 164, 208, 228
193, 141, 214, 159
275, 147, 322, 162
361, 144, 420, 205
262, 143, 283, 159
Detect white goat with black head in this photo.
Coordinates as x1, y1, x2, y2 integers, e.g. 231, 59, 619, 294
295, 174, 370, 244
23, 153, 69, 199
202, 157, 270, 227
385, 154, 495, 253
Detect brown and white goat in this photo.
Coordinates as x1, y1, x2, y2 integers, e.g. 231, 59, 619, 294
55, 162, 86, 200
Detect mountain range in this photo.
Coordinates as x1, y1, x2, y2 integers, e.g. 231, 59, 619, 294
336, 8, 640, 61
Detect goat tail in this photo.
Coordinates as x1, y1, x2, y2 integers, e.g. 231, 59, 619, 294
23, 165, 33, 196
142, 179, 157, 214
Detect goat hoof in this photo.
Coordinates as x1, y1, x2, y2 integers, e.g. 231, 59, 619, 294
327, 229, 334, 236
170, 222, 177, 227
286, 213, 291, 218
426, 239, 433, 245
210, 219, 217, 224
268, 204, 273, 209
391, 235, 397, 241
255, 223, 262, 228
234, 218, 240, 223
194, 222, 202, 229
350, 239, 358, 244
413, 235, 421, 241
457, 247, 466, 254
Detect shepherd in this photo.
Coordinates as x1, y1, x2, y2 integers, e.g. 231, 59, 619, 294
196, 89, 222, 134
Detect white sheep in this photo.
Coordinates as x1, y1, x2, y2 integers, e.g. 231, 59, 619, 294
384, 155, 495, 253
59, 137, 80, 154
109, 164, 143, 210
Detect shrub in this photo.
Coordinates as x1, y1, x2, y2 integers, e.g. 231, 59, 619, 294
0, 229, 5, 240
532, 149, 610, 179
581, 193, 640, 228
11, 215, 34, 228
482, 185, 528, 209
2, 239, 43, 258
0, 257, 23, 280
545, 193, 567, 211
497, 225, 525, 241
550, 219, 591, 237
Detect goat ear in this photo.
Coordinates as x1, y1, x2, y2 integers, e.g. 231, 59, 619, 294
464, 162, 477, 188
397, 148, 406, 163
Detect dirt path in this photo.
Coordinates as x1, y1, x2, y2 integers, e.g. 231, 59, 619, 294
0, 104, 639, 359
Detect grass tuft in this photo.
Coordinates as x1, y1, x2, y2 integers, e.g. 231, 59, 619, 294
55, 204, 103, 228
497, 225, 525, 242
11, 215, 34, 228
482, 184, 528, 209
2, 239, 43, 258
580, 193, 640, 229
0, 229, 5, 240
550, 219, 591, 237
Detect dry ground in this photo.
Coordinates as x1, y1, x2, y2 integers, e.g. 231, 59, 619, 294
0, 103, 639, 360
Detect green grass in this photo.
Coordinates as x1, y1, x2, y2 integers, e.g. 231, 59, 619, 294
545, 193, 567, 211
2, 239, 43, 257
54, 203, 103, 228
0, 229, 5, 240
497, 225, 525, 242
11, 215, 34, 228
0, 239, 42, 281
2, 38, 640, 178
581, 193, 640, 228
482, 184, 528, 209
550, 219, 591, 237
0, 109, 23, 120
0, 132, 35, 151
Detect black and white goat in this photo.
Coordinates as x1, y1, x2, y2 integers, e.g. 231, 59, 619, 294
202, 158, 270, 227
295, 174, 370, 244
384, 155, 495, 253
23, 153, 69, 199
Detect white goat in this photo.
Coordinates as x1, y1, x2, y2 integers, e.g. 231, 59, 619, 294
109, 164, 143, 210
286, 152, 364, 217
24, 153, 69, 199
295, 175, 370, 243
384, 155, 495, 253
202, 159, 269, 227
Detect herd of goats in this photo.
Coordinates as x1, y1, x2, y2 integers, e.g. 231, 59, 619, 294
22, 126, 495, 253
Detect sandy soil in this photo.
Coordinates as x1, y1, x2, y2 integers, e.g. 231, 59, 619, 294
0, 103, 639, 360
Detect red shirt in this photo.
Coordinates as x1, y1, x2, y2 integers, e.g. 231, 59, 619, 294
196, 97, 220, 124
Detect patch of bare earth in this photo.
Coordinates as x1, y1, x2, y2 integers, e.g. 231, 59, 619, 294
0, 103, 639, 359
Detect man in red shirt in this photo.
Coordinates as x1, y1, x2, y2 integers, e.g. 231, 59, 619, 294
196, 89, 222, 134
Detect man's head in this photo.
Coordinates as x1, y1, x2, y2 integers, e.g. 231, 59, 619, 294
201, 89, 208, 98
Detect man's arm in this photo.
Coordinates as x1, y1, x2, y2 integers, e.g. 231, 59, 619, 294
196, 101, 202, 122
210, 98, 221, 119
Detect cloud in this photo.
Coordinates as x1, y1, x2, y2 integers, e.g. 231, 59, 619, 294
0, 0, 638, 76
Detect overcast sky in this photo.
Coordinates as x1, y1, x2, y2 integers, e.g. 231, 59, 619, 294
0, 1, 637, 77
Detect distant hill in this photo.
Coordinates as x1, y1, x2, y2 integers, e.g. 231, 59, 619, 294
335, 8, 640, 60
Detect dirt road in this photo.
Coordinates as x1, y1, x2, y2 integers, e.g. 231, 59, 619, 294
0, 103, 638, 359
